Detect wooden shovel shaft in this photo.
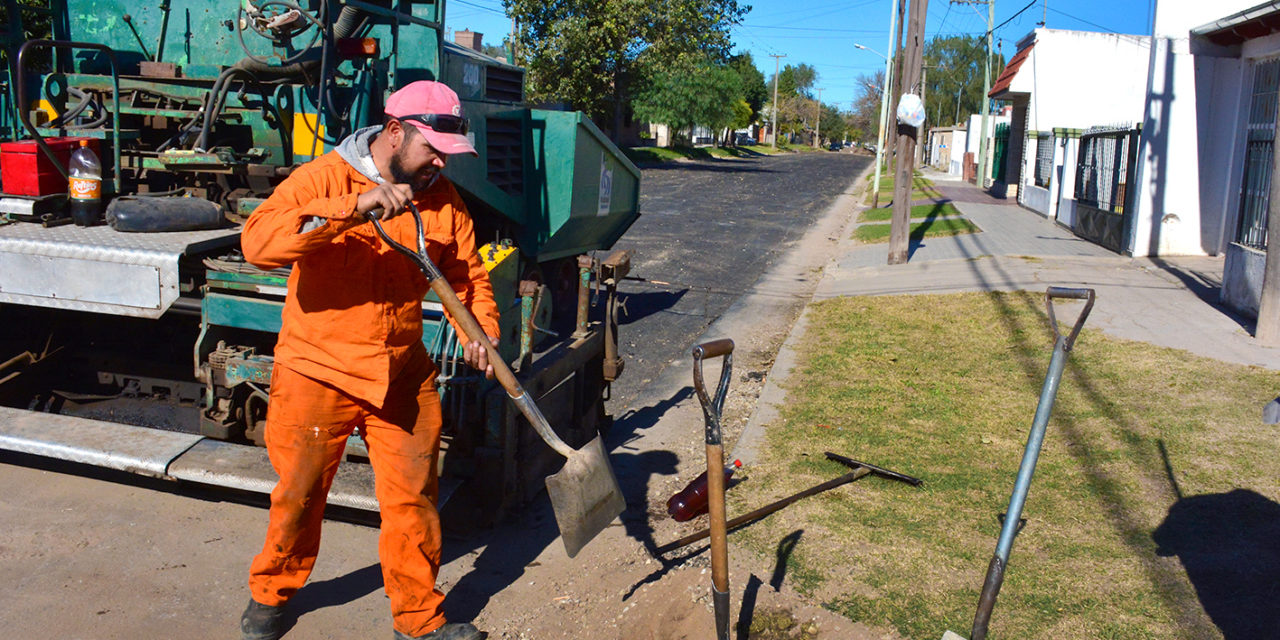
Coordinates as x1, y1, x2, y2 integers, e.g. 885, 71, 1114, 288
706, 442, 729, 593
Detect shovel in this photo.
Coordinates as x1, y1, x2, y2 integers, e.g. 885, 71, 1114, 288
692, 338, 735, 640
949, 286, 1095, 640
367, 204, 625, 558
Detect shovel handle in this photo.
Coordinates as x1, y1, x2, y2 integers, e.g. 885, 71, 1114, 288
694, 339, 735, 359
367, 208, 576, 459
693, 339, 735, 446
1045, 287, 1095, 352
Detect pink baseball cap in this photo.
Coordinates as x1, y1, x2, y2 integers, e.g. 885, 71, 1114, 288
385, 80, 478, 156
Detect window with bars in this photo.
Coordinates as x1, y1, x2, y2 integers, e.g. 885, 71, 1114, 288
1235, 57, 1279, 251
1034, 132, 1053, 187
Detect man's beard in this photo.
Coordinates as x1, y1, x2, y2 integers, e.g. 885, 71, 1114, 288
389, 147, 438, 192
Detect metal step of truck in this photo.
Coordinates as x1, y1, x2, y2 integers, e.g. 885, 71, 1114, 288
0, 406, 458, 513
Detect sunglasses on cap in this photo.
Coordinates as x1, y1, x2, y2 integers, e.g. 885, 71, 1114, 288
397, 113, 469, 135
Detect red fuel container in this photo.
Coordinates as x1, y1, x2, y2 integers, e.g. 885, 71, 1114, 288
0, 137, 99, 196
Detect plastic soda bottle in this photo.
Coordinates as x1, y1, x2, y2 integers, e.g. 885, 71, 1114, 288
68, 140, 102, 226
666, 459, 742, 522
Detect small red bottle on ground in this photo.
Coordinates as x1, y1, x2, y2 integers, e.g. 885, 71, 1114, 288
667, 459, 742, 522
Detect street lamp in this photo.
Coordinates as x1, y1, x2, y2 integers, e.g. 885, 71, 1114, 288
856, 43, 894, 208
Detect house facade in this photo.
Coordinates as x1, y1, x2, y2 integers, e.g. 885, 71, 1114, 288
1155, 1, 1280, 317
986, 29, 1151, 222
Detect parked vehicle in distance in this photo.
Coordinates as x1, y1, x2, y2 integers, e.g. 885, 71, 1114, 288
829, 141, 842, 151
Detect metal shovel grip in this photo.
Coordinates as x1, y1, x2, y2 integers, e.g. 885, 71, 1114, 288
693, 339, 734, 446
1045, 286, 1095, 352
366, 208, 575, 459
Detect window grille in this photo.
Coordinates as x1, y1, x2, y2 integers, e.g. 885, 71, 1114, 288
1235, 57, 1279, 251
1034, 132, 1053, 188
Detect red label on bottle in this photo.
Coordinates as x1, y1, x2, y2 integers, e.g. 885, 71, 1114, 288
69, 177, 100, 200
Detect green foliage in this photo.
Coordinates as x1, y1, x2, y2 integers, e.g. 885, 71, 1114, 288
924, 35, 1007, 127
505, 0, 748, 132
632, 55, 744, 138
854, 215, 980, 243
729, 52, 768, 124
729, 98, 753, 131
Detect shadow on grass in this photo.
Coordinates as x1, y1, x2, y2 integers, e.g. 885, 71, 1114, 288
1152, 441, 1280, 640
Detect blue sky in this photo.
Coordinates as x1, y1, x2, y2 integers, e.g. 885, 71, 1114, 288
443, 0, 1155, 113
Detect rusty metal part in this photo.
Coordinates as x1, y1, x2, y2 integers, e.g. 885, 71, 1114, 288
824, 451, 923, 486
655, 467, 874, 555
574, 255, 593, 338
599, 250, 632, 382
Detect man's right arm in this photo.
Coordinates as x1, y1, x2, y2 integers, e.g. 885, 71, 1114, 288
241, 168, 364, 270
242, 170, 417, 270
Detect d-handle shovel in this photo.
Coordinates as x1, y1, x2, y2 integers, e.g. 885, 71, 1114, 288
693, 338, 735, 640
366, 204, 625, 558
965, 287, 1095, 640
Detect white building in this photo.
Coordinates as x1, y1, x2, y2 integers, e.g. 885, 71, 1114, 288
987, 28, 1151, 232
1146, 1, 1280, 317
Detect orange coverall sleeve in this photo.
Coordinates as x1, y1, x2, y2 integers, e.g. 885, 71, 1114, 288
437, 186, 502, 341
241, 165, 364, 270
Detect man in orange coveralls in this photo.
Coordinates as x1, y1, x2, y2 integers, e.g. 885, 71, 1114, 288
238, 80, 497, 640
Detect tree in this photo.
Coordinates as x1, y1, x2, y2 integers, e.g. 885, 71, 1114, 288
923, 35, 1006, 128
767, 63, 816, 100
728, 52, 768, 125
818, 103, 846, 143
504, 0, 748, 141
631, 56, 743, 145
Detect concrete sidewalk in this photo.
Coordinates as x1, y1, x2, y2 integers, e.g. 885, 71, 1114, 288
734, 165, 1278, 465
820, 167, 1279, 370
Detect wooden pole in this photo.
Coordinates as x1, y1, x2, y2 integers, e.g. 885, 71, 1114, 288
888, 0, 929, 265
1257, 115, 1280, 344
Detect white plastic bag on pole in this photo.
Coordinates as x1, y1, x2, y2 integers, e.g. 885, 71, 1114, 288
896, 93, 925, 128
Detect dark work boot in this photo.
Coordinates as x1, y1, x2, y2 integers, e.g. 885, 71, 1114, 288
240, 598, 287, 640
393, 622, 483, 640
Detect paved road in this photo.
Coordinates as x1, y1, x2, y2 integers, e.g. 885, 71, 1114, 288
606, 151, 872, 415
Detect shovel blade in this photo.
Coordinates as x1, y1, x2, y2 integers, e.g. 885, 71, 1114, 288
544, 435, 625, 558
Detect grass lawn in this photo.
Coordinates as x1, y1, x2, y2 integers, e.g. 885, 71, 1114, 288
854, 216, 980, 243
728, 292, 1280, 640
865, 176, 944, 205
858, 203, 962, 223
624, 145, 775, 164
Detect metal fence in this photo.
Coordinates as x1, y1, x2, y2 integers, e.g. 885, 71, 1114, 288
1234, 57, 1279, 251
1075, 127, 1139, 214
1034, 132, 1053, 188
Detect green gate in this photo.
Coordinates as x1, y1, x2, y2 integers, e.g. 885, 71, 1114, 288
992, 122, 1009, 182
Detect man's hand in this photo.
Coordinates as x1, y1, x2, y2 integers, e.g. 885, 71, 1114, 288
463, 335, 500, 379
356, 182, 415, 221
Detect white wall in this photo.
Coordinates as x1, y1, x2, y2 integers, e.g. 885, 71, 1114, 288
1008, 29, 1151, 132
1132, 2, 1264, 257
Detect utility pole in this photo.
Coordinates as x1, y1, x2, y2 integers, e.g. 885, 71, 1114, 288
950, 0, 993, 186
888, 0, 907, 169
888, 0, 928, 265
814, 88, 824, 148
867, 0, 898, 209
1258, 110, 1280, 344
769, 54, 786, 149
919, 65, 928, 165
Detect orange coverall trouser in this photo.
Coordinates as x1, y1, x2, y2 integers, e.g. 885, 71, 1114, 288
247, 351, 447, 637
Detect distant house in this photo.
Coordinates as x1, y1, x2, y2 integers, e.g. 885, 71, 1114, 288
926, 126, 965, 175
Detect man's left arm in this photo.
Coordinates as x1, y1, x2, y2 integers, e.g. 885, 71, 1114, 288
436, 187, 502, 376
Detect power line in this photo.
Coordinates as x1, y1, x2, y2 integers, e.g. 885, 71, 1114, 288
1045, 7, 1119, 34
451, 0, 507, 15
989, 0, 1036, 36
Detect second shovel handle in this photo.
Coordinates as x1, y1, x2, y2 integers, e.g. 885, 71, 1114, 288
1045, 287, 1095, 352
